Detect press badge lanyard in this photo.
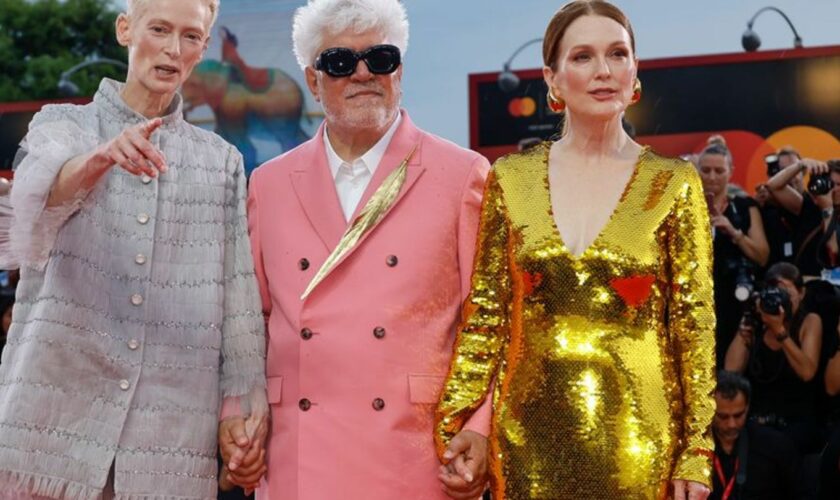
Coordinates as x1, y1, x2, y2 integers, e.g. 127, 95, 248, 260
714, 428, 749, 500
713, 455, 739, 500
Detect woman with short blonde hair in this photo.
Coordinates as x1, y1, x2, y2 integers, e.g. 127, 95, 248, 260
0, 0, 267, 498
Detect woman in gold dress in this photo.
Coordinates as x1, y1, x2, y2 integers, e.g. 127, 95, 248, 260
435, 2, 716, 499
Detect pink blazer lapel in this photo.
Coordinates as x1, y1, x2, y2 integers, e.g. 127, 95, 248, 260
312, 112, 425, 275
290, 123, 346, 252
302, 112, 426, 300
348, 111, 425, 223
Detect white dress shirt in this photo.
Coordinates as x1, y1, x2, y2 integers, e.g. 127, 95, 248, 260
324, 113, 402, 221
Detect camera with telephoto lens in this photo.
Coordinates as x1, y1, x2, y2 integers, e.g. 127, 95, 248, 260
765, 154, 781, 177
808, 173, 835, 196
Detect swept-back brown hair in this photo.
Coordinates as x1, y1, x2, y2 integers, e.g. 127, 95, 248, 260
543, 0, 636, 70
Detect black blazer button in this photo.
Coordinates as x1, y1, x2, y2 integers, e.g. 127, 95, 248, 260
299, 398, 311, 411
386, 255, 398, 267
373, 326, 386, 339
372, 398, 385, 411
299, 258, 310, 270
300, 328, 313, 340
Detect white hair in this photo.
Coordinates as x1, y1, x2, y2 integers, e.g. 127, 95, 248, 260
292, 0, 409, 71
126, 0, 220, 30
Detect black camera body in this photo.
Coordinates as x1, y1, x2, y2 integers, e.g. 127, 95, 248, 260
758, 286, 792, 318
808, 173, 835, 196
740, 285, 793, 338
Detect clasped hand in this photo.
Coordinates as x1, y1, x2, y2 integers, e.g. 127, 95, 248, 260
218, 414, 269, 493
438, 430, 489, 499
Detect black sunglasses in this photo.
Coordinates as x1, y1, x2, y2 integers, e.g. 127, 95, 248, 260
314, 44, 401, 78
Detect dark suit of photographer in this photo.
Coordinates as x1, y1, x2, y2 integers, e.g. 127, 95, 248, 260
698, 143, 770, 366
725, 263, 824, 453
711, 371, 798, 500
766, 159, 840, 277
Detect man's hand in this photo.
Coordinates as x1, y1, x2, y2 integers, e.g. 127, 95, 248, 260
672, 479, 710, 500
800, 158, 830, 177
219, 465, 235, 492
219, 416, 250, 471
218, 416, 269, 492
226, 446, 266, 494
438, 430, 488, 499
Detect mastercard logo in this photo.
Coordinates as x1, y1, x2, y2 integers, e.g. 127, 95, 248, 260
508, 97, 537, 118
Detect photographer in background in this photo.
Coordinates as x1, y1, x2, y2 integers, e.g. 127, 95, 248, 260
698, 140, 770, 366
755, 147, 802, 272
710, 370, 798, 500
766, 157, 840, 278
724, 263, 824, 453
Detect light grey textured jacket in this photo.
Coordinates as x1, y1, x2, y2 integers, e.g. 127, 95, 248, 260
0, 79, 266, 499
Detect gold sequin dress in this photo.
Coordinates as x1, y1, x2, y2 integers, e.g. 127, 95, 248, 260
435, 144, 716, 499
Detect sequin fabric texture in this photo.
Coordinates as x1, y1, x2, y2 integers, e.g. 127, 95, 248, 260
435, 143, 716, 499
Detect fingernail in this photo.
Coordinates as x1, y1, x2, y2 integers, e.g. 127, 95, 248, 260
443, 450, 454, 460
465, 472, 473, 482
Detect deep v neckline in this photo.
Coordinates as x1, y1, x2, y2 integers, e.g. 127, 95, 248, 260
545, 145, 649, 260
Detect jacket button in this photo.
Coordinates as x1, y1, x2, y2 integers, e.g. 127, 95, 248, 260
300, 328, 313, 340
299, 258, 310, 270
137, 213, 150, 225
373, 326, 386, 339
141, 174, 152, 185
119, 379, 130, 391
299, 398, 311, 411
130, 294, 144, 306
372, 398, 385, 411
386, 255, 398, 267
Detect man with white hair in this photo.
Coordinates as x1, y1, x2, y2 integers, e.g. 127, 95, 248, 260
231, 0, 492, 497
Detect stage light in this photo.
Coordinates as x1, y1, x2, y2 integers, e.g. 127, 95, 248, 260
498, 38, 543, 92
742, 7, 803, 52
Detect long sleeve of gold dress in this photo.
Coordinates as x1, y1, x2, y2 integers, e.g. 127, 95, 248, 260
435, 144, 716, 499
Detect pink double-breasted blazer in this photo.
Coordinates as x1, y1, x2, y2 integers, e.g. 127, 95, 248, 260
247, 111, 491, 499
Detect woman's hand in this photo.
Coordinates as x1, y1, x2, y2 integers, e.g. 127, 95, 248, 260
759, 305, 786, 336
672, 479, 710, 500
94, 118, 167, 177
736, 317, 754, 347
46, 118, 168, 208
710, 214, 738, 239
438, 430, 489, 499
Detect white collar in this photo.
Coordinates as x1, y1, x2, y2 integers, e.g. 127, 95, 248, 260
324, 112, 402, 179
